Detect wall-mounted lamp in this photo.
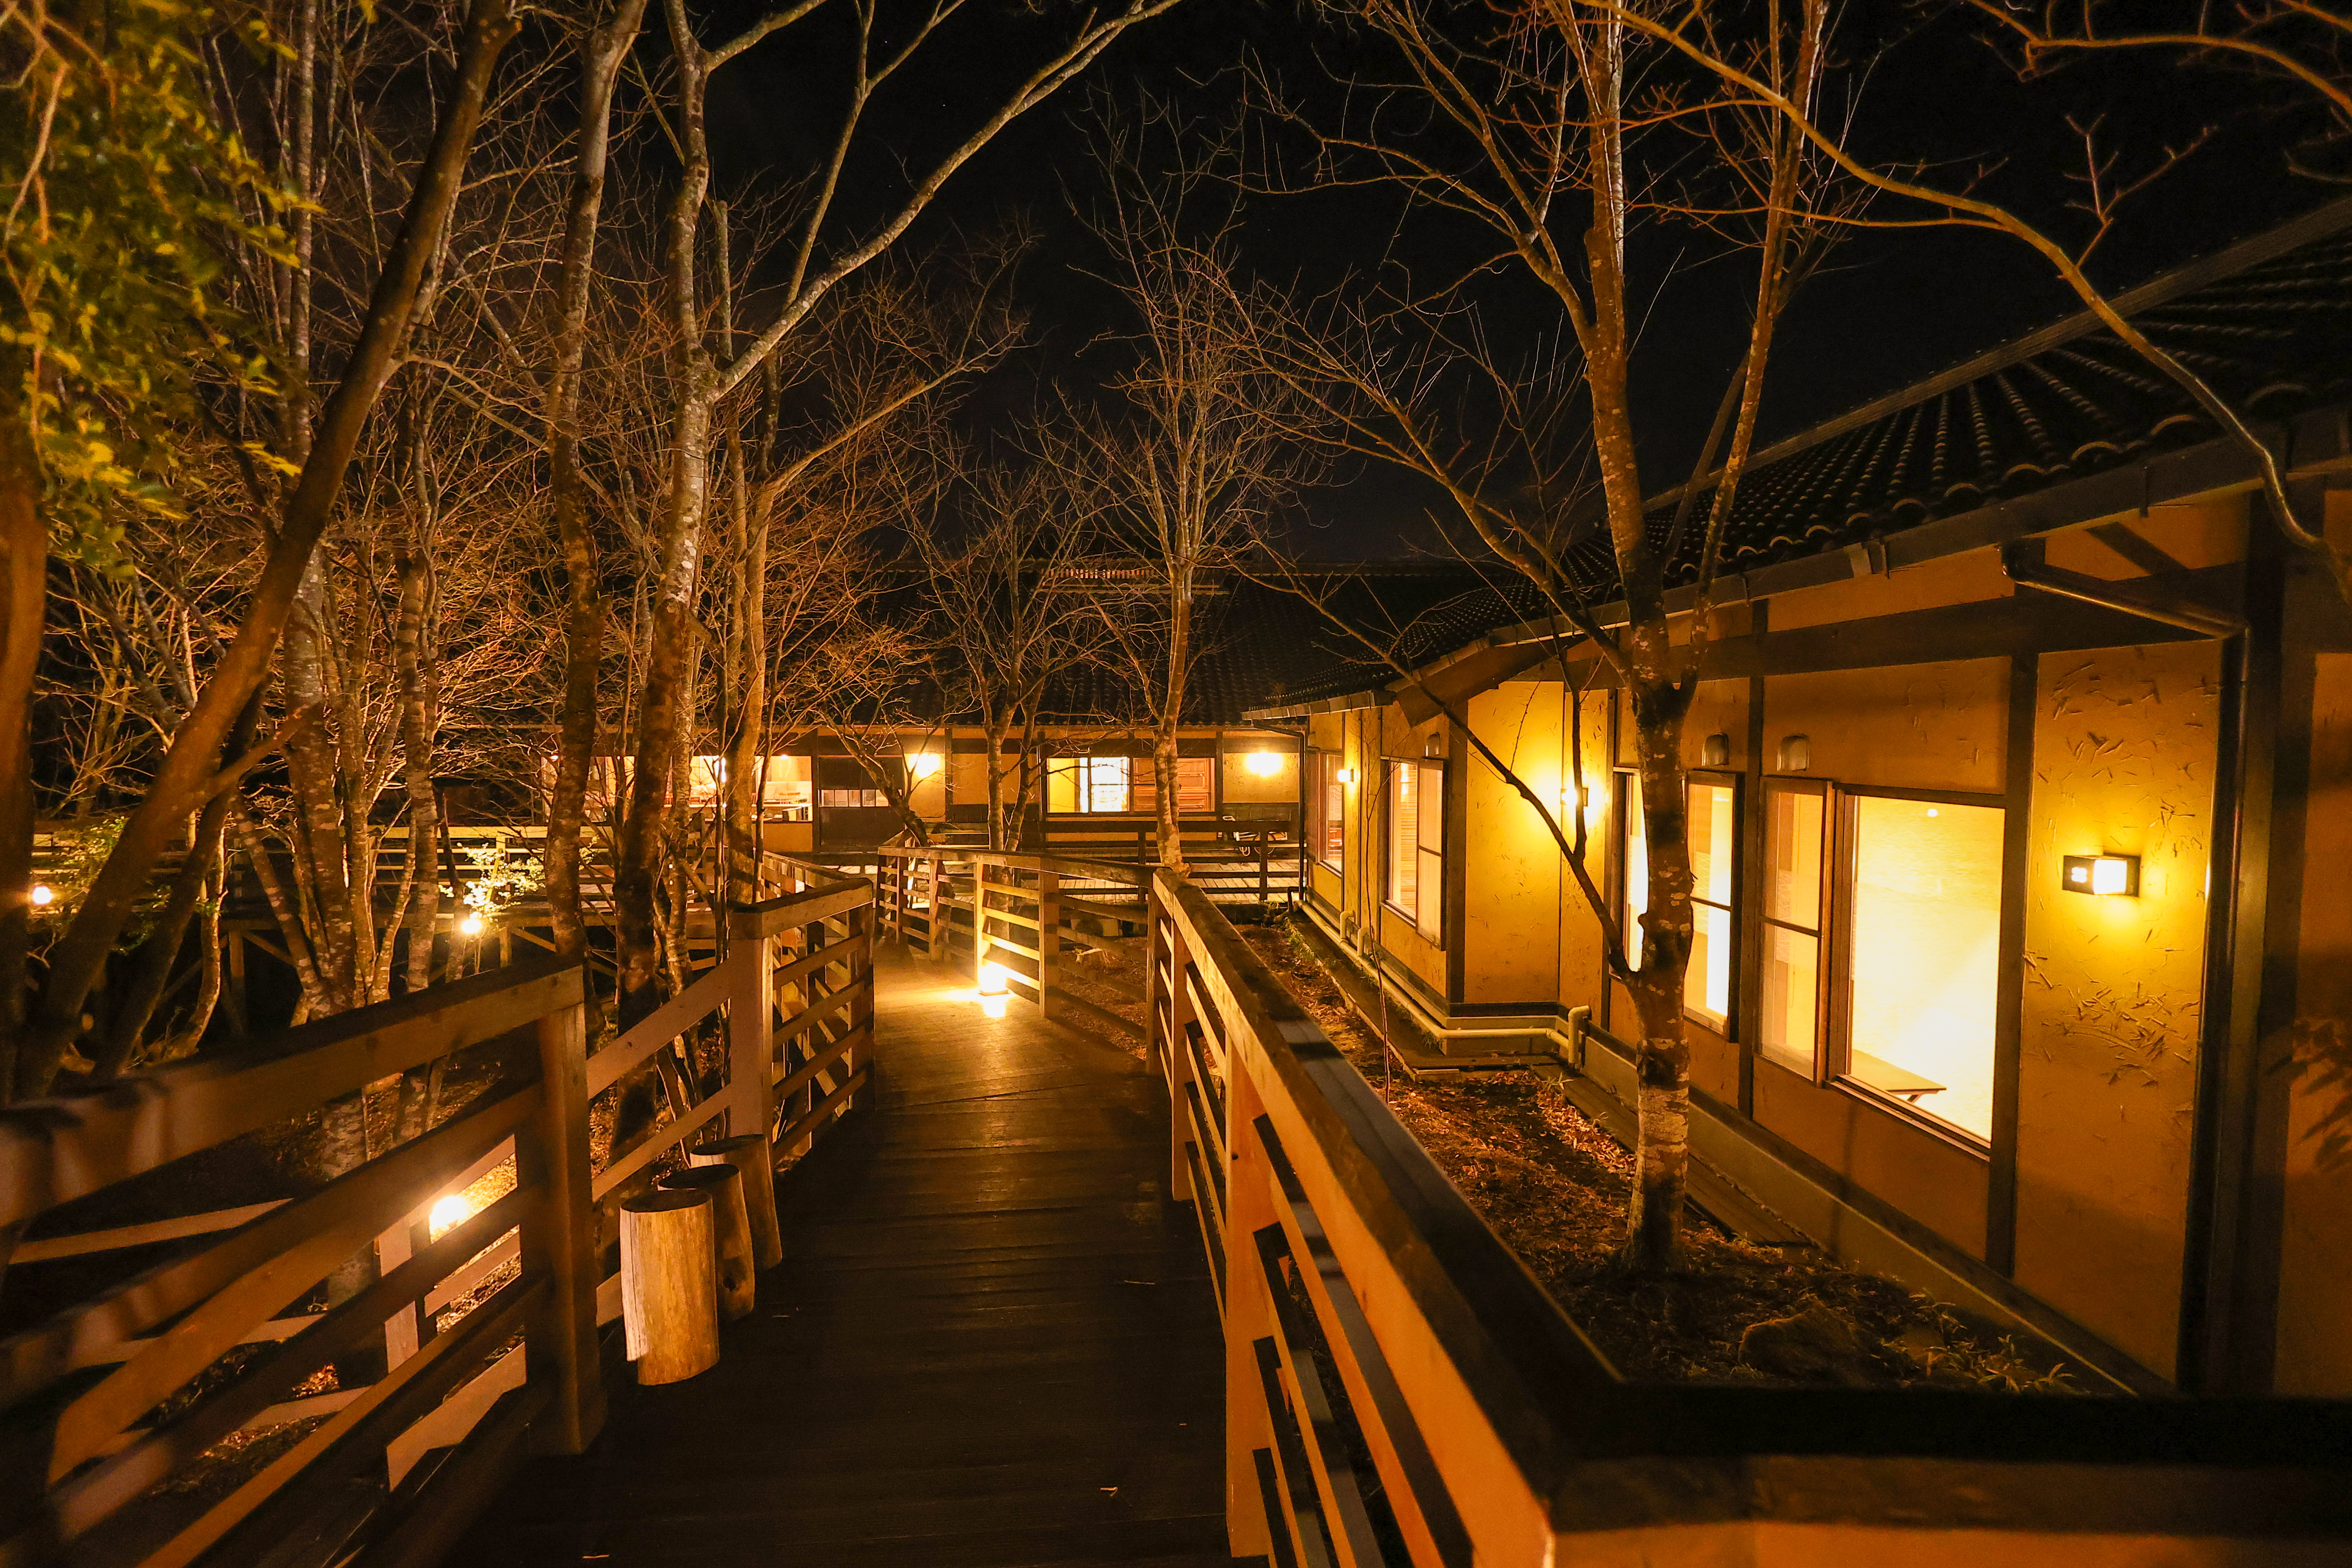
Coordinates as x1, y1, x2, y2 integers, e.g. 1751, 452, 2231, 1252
1776, 734, 1811, 772
2062, 854, 2140, 897
1334, 767, 1358, 786
28, 884, 53, 908
1702, 733, 1730, 768
907, 753, 944, 780
1242, 751, 1283, 778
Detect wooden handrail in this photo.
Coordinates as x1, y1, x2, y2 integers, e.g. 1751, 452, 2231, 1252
0, 852, 886, 1568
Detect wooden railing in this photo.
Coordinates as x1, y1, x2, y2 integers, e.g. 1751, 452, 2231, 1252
1145, 869, 2352, 1566
873, 846, 1152, 1046
0, 857, 876, 1568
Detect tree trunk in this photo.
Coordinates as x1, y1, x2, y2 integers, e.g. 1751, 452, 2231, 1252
0, 368, 44, 1102
546, 0, 650, 959
394, 547, 441, 994
20, 0, 523, 1097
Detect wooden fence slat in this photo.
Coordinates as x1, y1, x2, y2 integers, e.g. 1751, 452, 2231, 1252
15, 1201, 288, 1264
100, 1276, 545, 1568
772, 1024, 869, 1104
0, 956, 579, 1231
44, 1186, 537, 1549
586, 962, 731, 1098
42, 1082, 541, 1477
590, 1092, 730, 1203
2, 1080, 540, 1416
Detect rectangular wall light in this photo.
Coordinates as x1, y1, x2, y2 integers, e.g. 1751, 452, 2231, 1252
2062, 854, 2140, 897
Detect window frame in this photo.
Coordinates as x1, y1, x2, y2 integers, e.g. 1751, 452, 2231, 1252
1618, 767, 1745, 1035
1312, 750, 1347, 871
1383, 757, 1445, 944
1825, 782, 2006, 1150
1755, 775, 1829, 1080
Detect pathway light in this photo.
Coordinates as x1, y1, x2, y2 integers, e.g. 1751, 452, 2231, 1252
459, 913, 485, 936
29, 884, 53, 907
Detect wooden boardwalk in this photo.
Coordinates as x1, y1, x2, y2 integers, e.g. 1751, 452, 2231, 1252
447, 943, 1235, 1568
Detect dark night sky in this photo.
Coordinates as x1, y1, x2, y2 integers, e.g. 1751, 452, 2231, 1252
694, 0, 2329, 557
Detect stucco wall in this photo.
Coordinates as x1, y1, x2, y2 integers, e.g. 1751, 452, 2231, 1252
1764, 659, 2009, 794
2014, 642, 2219, 1381
1465, 685, 1566, 1007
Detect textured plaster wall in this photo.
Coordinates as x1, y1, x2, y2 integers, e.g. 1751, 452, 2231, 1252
2016, 642, 2219, 1380
1764, 659, 2008, 793
2275, 652, 2352, 1395
1465, 685, 1566, 1006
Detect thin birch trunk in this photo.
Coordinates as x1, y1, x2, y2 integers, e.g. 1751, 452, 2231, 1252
20, 0, 524, 1096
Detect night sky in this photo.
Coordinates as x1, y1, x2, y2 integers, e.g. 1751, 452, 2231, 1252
697, 0, 2328, 556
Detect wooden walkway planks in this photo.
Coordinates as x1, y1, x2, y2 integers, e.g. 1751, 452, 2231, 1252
445, 944, 1233, 1568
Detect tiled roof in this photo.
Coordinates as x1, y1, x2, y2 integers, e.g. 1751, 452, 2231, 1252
1621, 199, 2352, 590
1246, 196, 2352, 714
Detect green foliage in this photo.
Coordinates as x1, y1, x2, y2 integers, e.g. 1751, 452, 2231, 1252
451, 833, 545, 922
2, 0, 294, 570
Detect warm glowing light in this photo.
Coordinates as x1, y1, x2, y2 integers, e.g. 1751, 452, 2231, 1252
28, 884, 53, 907
1925, 808, 1940, 818
429, 1195, 471, 1236
459, 913, 485, 936
1334, 767, 1357, 786
908, 753, 944, 779
2062, 853, 2140, 897
1243, 751, 1282, 778
981, 993, 1009, 1020
978, 960, 1009, 996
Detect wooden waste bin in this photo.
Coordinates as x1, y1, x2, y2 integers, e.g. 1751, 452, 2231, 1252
659, 1164, 757, 1321
689, 1132, 782, 1270
620, 1188, 719, 1385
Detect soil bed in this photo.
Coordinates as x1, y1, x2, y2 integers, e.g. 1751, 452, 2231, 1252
1060, 910, 2086, 1392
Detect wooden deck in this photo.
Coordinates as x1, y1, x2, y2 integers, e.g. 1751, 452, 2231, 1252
446, 943, 1236, 1568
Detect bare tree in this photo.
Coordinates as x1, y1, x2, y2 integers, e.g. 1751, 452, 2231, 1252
918, 459, 1107, 851
1607, 0, 2352, 609
606, 0, 1191, 1024
1080, 127, 1315, 871
1248, 0, 1839, 1269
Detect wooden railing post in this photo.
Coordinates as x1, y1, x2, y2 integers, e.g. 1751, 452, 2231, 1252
726, 907, 774, 1144
522, 991, 604, 1455
1036, 867, 1059, 1022
848, 898, 876, 1111
1151, 874, 1198, 1207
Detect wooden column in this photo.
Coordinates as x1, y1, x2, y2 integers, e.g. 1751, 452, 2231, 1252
848, 903, 876, 1112
522, 994, 605, 1453
1036, 867, 1060, 1021
620, 1189, 719, 1384
1155, 876, 1198, 1207
691, 1131, 782, 1270
660, 1165, 756, 1321
1221, 1036, 1277, 1562
725, 909, 774, 1145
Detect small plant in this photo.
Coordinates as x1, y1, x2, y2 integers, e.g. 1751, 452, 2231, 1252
449, 834, 545, 924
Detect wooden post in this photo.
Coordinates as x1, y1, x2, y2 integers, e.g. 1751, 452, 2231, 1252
690, 1131, 782, 1269
848, 902, 876, 1111
1035, 867, 1059, 1022
522, 996, 605, 1453
1221, 1053, 1278, 1562
659, 1165, 756, 1321
620, 1189, 720, 1384
725, 909, 774, 1146
1154, 876, 1197, 1207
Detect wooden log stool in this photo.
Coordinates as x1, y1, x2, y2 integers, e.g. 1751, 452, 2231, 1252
689, 1132, 782, 1270
659, 1163, 756, 1321
619, 1188, 719, 1385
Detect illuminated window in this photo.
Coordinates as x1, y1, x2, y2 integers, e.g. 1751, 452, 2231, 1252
1314, 753, 1346, 868
1387, 760, 1443, 942
1621, 771, 1740, 1032
1686, 779, 1737, 1031
1048, 755, 1139, 813
1759, 779, 1825, 1075
1839, 795, 2002, 1142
